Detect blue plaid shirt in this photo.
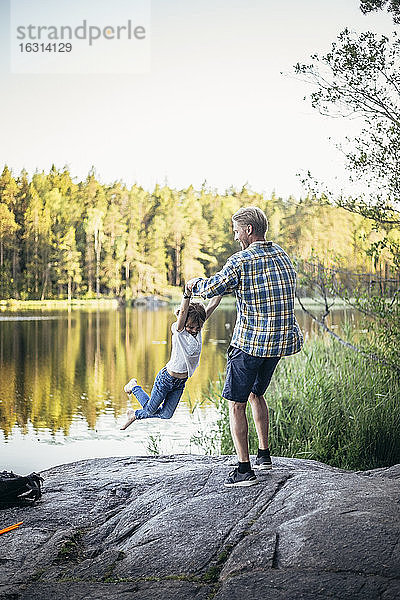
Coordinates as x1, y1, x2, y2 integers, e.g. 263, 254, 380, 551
192, 241, 303, 357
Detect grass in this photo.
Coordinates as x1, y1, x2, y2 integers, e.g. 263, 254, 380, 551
191, 336, 400, 471
55, 530, 85, 563
146, 432, 162, 455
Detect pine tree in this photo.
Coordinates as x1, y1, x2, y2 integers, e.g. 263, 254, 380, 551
0, 166, 20, 297
0, 203, 19, 298
59, 227, 82, 301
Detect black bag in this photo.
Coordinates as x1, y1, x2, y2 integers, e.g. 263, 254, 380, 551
0, 471, 43, 505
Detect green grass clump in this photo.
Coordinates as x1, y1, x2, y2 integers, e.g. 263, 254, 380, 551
55, 531, 85, 563
192, 337, 400, 471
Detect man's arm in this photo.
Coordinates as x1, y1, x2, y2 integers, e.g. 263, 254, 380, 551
186, 258, 240, 299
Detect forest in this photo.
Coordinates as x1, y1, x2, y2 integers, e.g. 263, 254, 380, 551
0, 164, 397, 301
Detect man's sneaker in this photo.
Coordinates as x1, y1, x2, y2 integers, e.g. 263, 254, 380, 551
224, 468, 259, 487
254, 450, 272, 470
124, 378, 138, 394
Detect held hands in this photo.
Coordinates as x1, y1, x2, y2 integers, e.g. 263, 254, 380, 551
183, 283, 192, 299
185, 278, 199, 295
177, 282, 194, 330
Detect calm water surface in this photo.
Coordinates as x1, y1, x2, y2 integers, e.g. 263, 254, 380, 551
0, 305, 357, 472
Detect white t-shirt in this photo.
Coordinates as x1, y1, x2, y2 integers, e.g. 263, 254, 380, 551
165, 322, 202, 377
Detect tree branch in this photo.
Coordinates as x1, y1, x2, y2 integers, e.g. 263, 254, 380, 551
296, 293, 400, 373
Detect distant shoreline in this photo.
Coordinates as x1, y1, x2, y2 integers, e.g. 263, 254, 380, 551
0, 295, 354, 311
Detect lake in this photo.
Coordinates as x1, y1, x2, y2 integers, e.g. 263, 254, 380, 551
0, 303, 358, 472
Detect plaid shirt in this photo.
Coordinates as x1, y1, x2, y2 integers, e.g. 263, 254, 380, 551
192, 241, 303, 357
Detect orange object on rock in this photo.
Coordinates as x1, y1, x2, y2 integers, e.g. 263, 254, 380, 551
0, 521, 23, 535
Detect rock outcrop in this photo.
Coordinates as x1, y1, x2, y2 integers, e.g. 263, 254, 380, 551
0, 455, 399, 599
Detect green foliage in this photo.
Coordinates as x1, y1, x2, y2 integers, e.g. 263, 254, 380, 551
355, 292, 400, 366
55, 530, 85, 563
193, 338, 400, 470
58, 227, 82, 300
0, 165, 393, 301
296, 29, 400, 229
360, 0, 400, 23
146, 432, 162, 455
294, 20, 400, 370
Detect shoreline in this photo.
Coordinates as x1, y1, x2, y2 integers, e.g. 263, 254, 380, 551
0, 295, 355, 311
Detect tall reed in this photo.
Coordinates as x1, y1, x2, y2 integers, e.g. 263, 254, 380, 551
191, 337, 400, 470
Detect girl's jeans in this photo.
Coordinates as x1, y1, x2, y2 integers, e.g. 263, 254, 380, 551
133, 367, 188, 420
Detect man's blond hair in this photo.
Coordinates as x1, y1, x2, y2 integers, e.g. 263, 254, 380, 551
232, 206, 268, 238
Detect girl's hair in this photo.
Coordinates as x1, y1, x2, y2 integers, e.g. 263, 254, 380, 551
175, 301, 206, 328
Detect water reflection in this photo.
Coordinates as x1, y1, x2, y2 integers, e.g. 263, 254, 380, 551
0, 305, 360, 471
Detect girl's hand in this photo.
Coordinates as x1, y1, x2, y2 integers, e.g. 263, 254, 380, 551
185, 278, 200, 293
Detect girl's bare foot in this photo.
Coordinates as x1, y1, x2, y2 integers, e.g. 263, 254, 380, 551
120, 408, 136, 430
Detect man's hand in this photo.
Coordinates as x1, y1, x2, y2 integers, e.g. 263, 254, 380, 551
185, 278, 199, 293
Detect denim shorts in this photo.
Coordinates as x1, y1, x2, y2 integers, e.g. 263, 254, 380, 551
222, 345, 280, 403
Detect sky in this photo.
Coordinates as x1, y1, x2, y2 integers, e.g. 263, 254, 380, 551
0, 0, 395, 199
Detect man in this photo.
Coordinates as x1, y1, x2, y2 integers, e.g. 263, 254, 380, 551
186, 206, 303, 487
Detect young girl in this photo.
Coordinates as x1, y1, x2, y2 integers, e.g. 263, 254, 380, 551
120, 289, 221, 430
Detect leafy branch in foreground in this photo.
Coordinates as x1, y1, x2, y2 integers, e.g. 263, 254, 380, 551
295, 258, 400, 373
293, 8, 400, 368
360, 0, 400, 24
295, 29, 400, 229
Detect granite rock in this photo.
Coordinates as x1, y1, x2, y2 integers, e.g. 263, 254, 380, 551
0, 455, 399, 600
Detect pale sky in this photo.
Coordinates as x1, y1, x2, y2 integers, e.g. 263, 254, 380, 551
0, 0, 395, 198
